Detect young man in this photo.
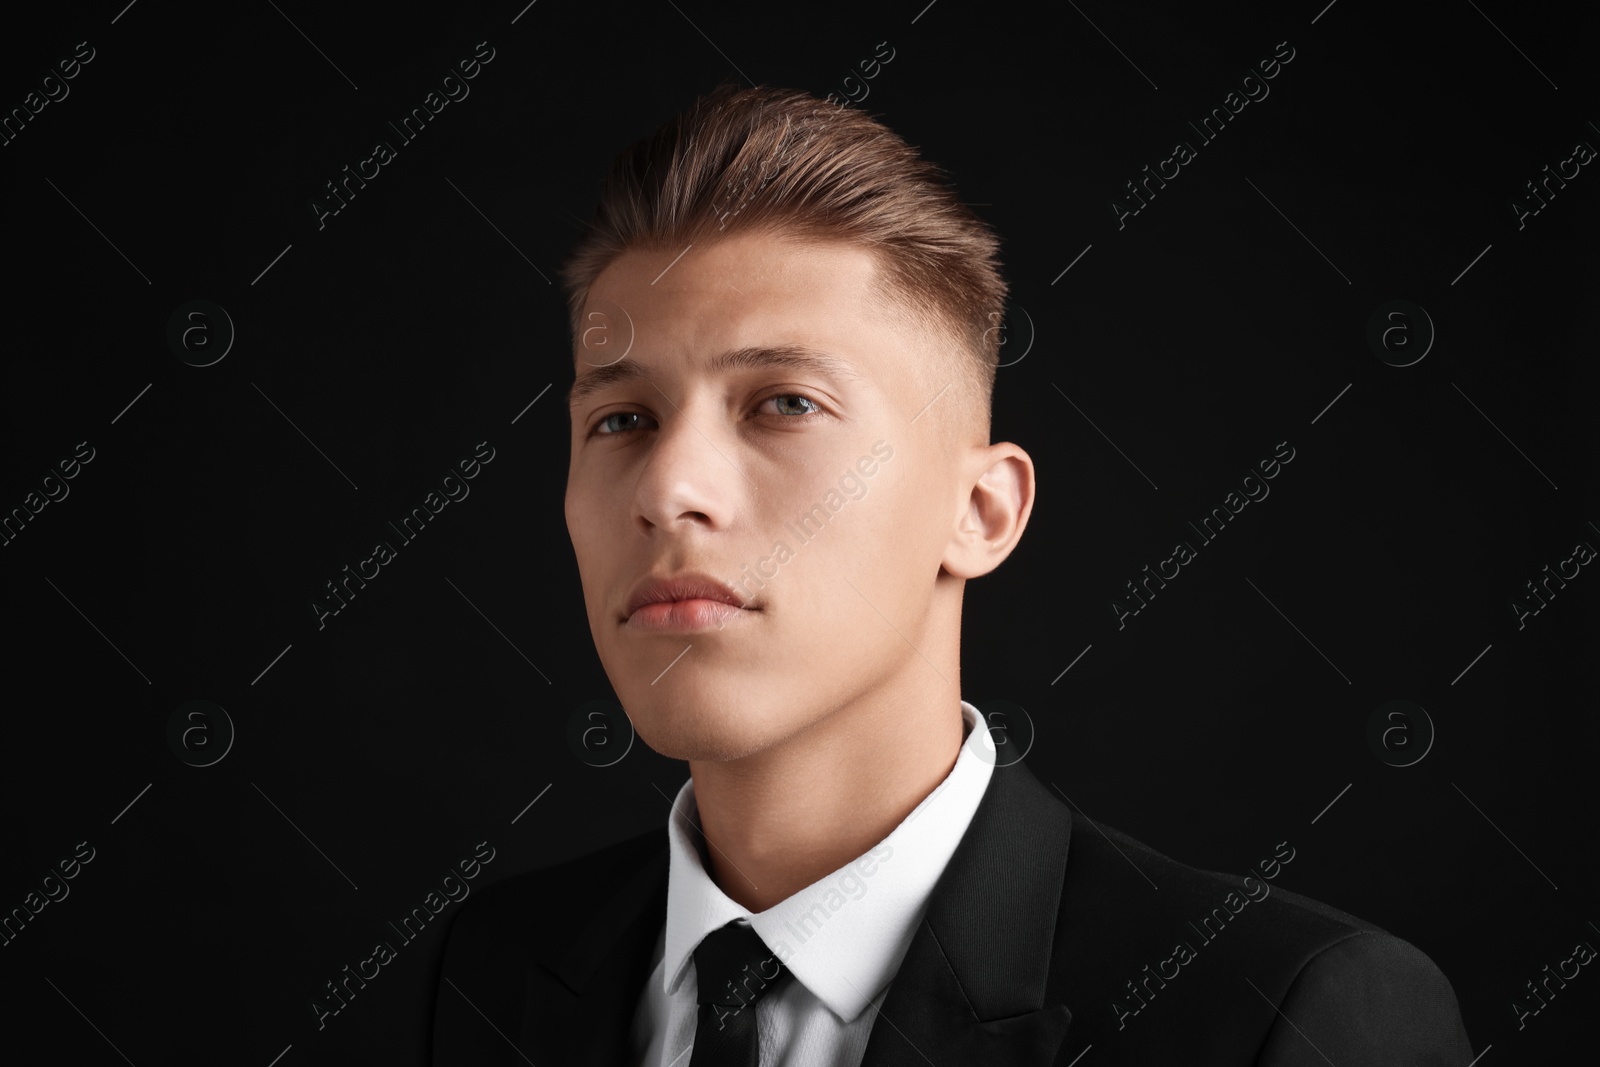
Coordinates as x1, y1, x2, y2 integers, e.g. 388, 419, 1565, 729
430, 85, 1472, 1066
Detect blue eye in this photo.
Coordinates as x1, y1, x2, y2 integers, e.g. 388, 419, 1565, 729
763, 394, 822, 417
587, 393, 824, 437
593, 412, 648, 436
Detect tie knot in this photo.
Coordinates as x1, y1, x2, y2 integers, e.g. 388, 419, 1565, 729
692, 920, 792, 1010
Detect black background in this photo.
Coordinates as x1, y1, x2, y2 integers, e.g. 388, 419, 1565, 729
0, 0, 1594, 1063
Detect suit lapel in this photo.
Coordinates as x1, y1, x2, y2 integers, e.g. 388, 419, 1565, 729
859, 759, 1075, 1067
520, 840, 671, 1067
514, 758, 1075, 1067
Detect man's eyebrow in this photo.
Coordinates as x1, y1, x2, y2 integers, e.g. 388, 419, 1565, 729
566, 345, 864, 409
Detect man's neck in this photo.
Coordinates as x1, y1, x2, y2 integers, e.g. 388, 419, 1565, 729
686, 686, 967, 913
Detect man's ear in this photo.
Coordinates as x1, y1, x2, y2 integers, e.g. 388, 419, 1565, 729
942, 442, 1035, 579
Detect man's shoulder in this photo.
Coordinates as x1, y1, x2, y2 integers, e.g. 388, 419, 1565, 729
1069, 820, 1373, 942
451, 825, 662, 921
455, 827, 663, 913
1059, 815, 1432, 983
1051, 817, 1471, 1062
438, 825, 662, 985
429, 829, 668, 1064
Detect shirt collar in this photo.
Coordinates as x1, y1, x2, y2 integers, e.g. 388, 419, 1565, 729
661, 699, 996, 1022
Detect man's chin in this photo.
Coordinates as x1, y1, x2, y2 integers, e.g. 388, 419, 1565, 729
625, 698, 785, 764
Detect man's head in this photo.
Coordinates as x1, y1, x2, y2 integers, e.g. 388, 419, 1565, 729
561, 84, 1034, 763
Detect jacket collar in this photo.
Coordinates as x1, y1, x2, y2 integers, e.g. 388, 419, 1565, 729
857, 757, 1074, 1066
662, 701, 998, 1023
535, 757, 1074, 1067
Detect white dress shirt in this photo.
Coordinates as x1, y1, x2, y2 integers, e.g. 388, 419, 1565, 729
630, 700, 996, 1067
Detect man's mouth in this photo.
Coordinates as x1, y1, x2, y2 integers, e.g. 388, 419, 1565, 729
621, 570, 759, 629
624, 598, 755, 630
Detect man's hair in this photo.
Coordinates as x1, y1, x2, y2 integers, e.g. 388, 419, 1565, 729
559, 83, 1008, 436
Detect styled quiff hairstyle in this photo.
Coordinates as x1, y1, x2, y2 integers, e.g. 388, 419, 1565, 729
559, 83, 1009, 437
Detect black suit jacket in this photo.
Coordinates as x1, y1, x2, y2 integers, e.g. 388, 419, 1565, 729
430, 757, 1473, 1065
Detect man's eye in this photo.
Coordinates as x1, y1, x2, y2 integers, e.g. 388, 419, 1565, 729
761, 393, 823, 417
593, 411, 650, 436
589, 394, 823, 437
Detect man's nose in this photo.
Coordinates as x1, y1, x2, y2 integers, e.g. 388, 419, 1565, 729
631, 406, 744, 531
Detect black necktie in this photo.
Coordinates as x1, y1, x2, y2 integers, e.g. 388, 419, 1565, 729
688, 919, 794, 1066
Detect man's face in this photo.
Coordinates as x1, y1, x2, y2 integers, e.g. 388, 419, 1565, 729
565, 232, 968, 763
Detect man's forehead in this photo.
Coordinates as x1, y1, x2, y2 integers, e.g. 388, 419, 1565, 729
565, 237, 937, 411
582, 238, 889, 334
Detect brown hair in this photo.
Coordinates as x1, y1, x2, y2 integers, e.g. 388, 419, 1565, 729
559, 83, 1009, 436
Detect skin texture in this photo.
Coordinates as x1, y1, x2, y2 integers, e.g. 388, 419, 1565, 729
564, 231, 1035, 912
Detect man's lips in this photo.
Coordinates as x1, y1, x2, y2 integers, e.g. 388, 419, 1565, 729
622, 571, 758, 627
624, 598, 754, 630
